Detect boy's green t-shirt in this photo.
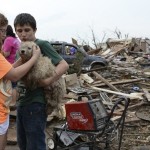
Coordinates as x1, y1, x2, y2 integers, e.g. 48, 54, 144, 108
17, 39, 63, 106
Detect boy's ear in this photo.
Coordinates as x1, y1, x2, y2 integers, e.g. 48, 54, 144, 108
34, 28, 37, 32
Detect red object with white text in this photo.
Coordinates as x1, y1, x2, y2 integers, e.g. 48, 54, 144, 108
65, 99, 108, 131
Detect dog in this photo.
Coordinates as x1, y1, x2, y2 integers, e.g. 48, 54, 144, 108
19, 41, 66, 119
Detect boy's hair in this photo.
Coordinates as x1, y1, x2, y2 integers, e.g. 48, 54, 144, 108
14, 13, 37, 31
0, 13, 8, 27
0, 13, 8, 49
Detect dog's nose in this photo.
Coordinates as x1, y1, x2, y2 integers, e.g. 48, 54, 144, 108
21, 50, 25, 54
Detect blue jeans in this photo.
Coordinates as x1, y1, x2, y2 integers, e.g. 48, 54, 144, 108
17, 103, 47, 150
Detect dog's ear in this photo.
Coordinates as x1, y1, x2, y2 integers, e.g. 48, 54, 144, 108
32, 44, 38, 50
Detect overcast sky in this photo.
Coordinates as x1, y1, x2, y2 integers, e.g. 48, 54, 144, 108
1, 0, 150, 46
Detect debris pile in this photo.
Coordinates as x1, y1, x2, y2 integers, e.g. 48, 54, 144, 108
61, 38, 150, 149
8, 37, 150, 150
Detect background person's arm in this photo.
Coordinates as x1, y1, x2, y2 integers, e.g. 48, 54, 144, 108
2, 51, 10, 57
2, 37, 11, 57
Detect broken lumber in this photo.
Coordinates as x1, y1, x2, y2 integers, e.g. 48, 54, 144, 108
92, 78, 142, 87
93, 71, 119, 91
142, 88, 150, 101
80, 74, 94, 84
90, 86, 144, 100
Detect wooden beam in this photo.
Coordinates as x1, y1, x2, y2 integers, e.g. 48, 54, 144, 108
92, 78, 142, 87
90, 86, 144, 100
142, 88, 150, 101
92, 71, 120, 91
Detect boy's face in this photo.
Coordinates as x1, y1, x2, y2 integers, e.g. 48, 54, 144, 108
15, 24, 36, 42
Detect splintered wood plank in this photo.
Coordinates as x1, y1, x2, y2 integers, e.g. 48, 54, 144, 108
92, 71, 119, 91
91, 86, 144, 100
142, 88, 150, 101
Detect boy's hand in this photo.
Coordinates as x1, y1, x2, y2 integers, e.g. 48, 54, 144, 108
32, 45, 41, 59
39, 78, 47, 87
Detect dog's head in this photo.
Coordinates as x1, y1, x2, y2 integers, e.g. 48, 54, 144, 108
19, 41, 37, 62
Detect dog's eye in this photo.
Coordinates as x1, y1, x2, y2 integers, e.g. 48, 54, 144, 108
28, 47, 32, 50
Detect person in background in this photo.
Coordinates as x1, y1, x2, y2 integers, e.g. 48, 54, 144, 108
0, 13, 41, 150
14, 13, 69, 150
2, 25, 20, 64
70, 47, 76, 55
2, 25, 21, 106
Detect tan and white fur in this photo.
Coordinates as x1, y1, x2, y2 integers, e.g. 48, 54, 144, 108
19, 41, 66, 119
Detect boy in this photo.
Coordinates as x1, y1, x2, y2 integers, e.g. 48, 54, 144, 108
14, 13, 69, 150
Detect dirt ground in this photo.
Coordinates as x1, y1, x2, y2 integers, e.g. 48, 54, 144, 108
5, 117, 64, 150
